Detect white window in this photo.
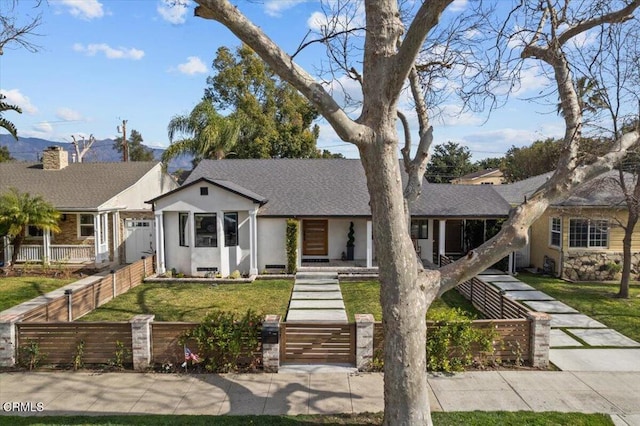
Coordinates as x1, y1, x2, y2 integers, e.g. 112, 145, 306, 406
178, 213, 189, 247
569, 219, 608, 248
549, 217, 561, 248
79, 214, 95, 237
25, 225, 43, 238
195, 213, 217, 247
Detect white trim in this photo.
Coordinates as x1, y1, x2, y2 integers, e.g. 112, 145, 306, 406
549, 216, 562, 249
568, 218, 609, 249
438, 220, 446, 261
155, 212, 165, 273
366, 220, 373, 268
249, 209, 258, 275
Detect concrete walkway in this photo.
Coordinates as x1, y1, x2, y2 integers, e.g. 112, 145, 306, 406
1, 370, 640, 424
478, 272, 640, 372
285, 272, 347, 322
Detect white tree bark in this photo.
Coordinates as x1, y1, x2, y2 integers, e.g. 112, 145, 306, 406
193, 1, 640, 424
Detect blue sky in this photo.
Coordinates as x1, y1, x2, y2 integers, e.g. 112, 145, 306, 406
0, 0, 566, 161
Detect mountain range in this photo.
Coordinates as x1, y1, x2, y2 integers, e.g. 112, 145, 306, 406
0, 134, 192, 172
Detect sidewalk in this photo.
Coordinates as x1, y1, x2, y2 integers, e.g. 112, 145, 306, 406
1, 370, 639, 424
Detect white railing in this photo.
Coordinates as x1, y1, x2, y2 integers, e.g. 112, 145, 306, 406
5, 244, 95, 264
50, 245, 94, 262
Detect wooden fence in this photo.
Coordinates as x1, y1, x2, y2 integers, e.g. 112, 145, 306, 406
18, 257, 152, 323
373, 318, 531, 363
440, 255, 530, 319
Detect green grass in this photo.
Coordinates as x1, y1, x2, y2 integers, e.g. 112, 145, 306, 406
78, 280, 294, 322
518, 273, 640, 342
340, 281, 483, 322
0, 412, 614, 425
0, 276, 76, 312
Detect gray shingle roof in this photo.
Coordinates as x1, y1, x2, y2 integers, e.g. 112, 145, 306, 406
184, 159, 511, 217
556, 170, 630, 207
493, 172, 553, 205
0, 161, 159, 209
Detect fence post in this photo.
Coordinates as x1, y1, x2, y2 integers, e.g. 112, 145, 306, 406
130, 314, 155, 371
0, 314, 19, 367
527, 311, 551, 368
355, 314, 374, 371
142, 256, 147, 278
111, 269, 116, 299
65, 289, 73, 322
262, 315, 280, 373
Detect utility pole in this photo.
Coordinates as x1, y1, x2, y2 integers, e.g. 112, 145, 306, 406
117, 119, 129, 162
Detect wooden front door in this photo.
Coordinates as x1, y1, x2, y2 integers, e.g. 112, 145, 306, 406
303, 220, 328, 256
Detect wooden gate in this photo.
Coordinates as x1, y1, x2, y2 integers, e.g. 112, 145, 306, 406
281, 322, 355, 364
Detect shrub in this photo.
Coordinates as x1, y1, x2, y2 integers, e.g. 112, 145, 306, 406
229, 270, 241, 279
18, 340, 45, 371
285, 219, 299, 274
426, 308, 495, 372
181, 309, 263, 373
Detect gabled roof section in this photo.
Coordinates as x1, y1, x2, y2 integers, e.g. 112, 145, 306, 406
555, 170, 631, 207
183, 159, 511, 218
454, 168, 502, 181
494, 172, 553, 205
0, 161, 159, 209
147, 176, 267, 204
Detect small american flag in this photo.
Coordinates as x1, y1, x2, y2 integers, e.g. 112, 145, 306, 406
182, 346, 200, 368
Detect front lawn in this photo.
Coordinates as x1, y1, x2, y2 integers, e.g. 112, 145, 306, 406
0, 276, 76, 312
518, 273, 640, 342
0, 412, 613, 425
341, 281, 483, 321
77, 280, 294, 322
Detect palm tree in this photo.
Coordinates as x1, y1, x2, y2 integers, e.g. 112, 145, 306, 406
0, 188, 60, 267
0, 93, 22, 140
557, 76, 608, 116
163, 100, 240, 166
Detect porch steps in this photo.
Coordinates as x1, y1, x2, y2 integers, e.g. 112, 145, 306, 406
286, 272, 347, 322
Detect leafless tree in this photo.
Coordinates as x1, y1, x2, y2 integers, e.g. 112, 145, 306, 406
0, 0, 43, 56
70, 134, 96, 163
193, 1, 640, 424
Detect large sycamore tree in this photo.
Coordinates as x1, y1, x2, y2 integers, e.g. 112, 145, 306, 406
193, 1, 640, 424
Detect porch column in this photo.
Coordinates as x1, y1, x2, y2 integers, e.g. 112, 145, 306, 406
508, 251, 515, 275
102, 213, 109, 262
112, 212, 120, 263
366, 220, 373, 268
249, 209, 258, 275
154, 212, 166, 274
43, 229, 51, 265
217, 211, 228, 276
438, 219, 446, 265
93, 213, 101, 266
2, 236, 9, 265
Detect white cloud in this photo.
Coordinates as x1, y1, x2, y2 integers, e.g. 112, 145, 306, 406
177, 56, 207, 75
20, 121, 55, 139
449, 0, 468, 12
60, 0, 104, 20
56, 107, 83, 121
0, 89, 38, 114
73, 43, 145, 60
157, 0, 191, 24
265, 0, 307, 17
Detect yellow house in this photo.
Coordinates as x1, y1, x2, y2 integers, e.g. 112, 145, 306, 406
451, 168, 505, 185
497, 171, 640, 281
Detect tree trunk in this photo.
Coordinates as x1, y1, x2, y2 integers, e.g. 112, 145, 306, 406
10, 233, 23, 268
360, 138, 438, 426
619, 212, 637, 298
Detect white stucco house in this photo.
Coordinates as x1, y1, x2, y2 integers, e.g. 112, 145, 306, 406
147, 159, 512, 277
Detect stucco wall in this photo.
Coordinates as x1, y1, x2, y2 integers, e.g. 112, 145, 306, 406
257, 218, 287, 270
102, 164, 177, 210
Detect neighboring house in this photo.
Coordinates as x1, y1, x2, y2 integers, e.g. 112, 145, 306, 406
0, 146, 177, 267
451, 168, 505, 185
496, 171, 640, 280
147, 159, 512, 277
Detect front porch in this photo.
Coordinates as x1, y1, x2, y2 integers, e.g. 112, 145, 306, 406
2, 210, 116, 267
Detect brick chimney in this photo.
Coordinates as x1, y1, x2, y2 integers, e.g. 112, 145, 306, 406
43, 146, 69, 170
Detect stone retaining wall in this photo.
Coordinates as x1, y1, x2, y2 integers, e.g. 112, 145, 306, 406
562, 251, 640, 281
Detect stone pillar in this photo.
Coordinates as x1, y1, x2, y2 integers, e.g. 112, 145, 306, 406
528, 311, 551, 368
262, 315, 281, 373
130, 314, 154, 371
355, 314, 375, 371
0, 314, 20, 367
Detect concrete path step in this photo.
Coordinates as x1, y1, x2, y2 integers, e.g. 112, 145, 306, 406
286, 309, 348, 322
293, 284, 341, 292
286, 272, 348, 322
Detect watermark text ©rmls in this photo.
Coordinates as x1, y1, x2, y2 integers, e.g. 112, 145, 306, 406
2, 401, 44, 412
